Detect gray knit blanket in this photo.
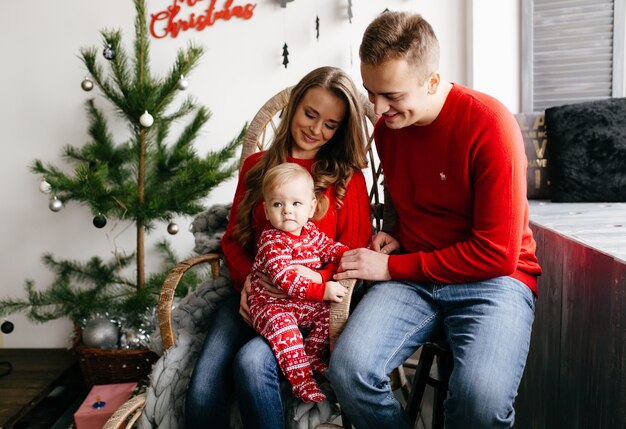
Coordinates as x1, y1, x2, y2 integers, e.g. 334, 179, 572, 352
137, 204, 339, 429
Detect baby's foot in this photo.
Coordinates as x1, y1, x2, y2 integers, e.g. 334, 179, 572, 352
294, 379, 327, 403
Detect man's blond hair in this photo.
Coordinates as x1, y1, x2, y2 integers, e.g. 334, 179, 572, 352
359, 11, 440, 84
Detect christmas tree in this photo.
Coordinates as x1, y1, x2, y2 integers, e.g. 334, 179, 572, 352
0, 0, 243, 329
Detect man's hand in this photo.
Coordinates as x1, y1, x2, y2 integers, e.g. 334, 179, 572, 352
370, 231, 401, 254
323, 281, 347, 303
239, 274, 253, 325
335, 247, 392, 281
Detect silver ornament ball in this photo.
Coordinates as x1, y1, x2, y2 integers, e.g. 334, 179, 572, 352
39, 180, 52, 194
49, 197, 63, 212
103, 45, 115, 60
177, 76, 189, 90
82, 317, 119, 349
167, 222, 179, 235
139, 111, 154, 127
81, 77, 94, 92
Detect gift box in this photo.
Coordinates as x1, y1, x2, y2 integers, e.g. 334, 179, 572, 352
74, 382, 137, 429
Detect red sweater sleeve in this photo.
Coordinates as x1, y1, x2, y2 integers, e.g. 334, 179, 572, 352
317, 170, 372, 281
221, 152, 264, 292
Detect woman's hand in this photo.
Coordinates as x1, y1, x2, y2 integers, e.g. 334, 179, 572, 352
255, 265, 320, 299
369, 231, 401, 255
255, 271, 289, 299
239, 274, 253, 325
293, 265, 323, 283
323, 281, 347, 303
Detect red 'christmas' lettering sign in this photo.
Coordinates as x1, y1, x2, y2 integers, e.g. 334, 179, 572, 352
151, 0, 256, 39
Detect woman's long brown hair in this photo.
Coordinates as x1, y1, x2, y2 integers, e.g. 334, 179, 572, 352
234, 66, 368, 251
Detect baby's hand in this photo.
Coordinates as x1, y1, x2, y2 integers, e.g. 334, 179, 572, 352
370, 231, 401, 254
324, 281, 347, 303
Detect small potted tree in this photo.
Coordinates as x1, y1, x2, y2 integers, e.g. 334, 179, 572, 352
0, 0, 243, 385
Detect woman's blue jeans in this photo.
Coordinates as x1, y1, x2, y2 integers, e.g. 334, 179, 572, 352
327, 276, 536, 429
185, 292, 285, 429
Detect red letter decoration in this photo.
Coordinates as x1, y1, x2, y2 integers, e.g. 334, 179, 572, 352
150, 0, 256, 39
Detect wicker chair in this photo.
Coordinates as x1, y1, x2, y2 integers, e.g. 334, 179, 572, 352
103, 87, 391, 429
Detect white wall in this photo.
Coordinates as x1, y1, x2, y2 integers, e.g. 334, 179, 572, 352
468, 0, 521, 112
0, 0, 518, 348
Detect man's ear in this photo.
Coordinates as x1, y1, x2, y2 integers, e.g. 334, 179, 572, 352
427, 71, 441, 94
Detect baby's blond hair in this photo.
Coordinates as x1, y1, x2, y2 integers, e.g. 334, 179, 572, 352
262, 163, 328, 220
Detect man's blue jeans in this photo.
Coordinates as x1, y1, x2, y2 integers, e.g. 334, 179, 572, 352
185, 292, 285, 429
327, 276, 536, 429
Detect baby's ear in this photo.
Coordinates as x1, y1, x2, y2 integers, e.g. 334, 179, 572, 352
311, 194, 329, 221
263, 201, 269, 220
309, 198, 317, 218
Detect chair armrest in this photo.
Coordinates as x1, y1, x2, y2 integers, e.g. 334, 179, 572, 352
329, 278, 357, 352
102, 393, 146, 429
158, 253, 222, 351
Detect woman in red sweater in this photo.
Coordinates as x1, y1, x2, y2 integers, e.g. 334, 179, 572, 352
185, 66, 372, 429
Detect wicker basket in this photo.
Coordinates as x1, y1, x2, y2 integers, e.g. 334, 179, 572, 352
75, 343, 158, 387
73, 324, 158, 387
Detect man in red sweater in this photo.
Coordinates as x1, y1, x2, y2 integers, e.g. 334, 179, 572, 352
329, 11, 542, 429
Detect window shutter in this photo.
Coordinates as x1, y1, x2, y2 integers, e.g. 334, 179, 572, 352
522, 0, 624, 112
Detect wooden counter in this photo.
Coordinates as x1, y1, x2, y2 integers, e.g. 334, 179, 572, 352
516, 202, 626, 428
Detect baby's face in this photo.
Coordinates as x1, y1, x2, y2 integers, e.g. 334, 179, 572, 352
264, 176, 316, 236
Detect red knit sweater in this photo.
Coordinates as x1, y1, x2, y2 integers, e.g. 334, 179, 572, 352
222, 151, 372, 292
376, 84, 542, 294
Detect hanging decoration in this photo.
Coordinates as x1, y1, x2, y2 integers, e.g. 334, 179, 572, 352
150, 0, 256, 39
347, 0, 353, 23
93, 214, 107, 229
167, 222, 179, 235
49, 197, 63, 212
280, 1, 290, 68
279, 0, 294, 7
81, 77, 94, 92
39, 180, 52, 194
315, 16, 320, 41
177, 75, 189, 90
139, 111, 154, 127
1, 320, 14, 334
103, 44, 116, 61
282, 43, 289, 68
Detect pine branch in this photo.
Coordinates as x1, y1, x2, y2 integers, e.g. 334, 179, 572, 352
134, 0, 151, 103
160, 95, 199, 124
80, 45, 128, 116
102, 30, 133, 102
41, 253, 136, 289
153, 43, 205, 115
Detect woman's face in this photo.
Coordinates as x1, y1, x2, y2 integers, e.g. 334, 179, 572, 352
290, 86, 347, 159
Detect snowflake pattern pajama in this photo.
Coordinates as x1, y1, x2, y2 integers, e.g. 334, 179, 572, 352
248, 222, 348, 402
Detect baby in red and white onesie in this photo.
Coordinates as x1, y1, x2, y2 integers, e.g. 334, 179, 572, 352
248, 163, 349, 403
